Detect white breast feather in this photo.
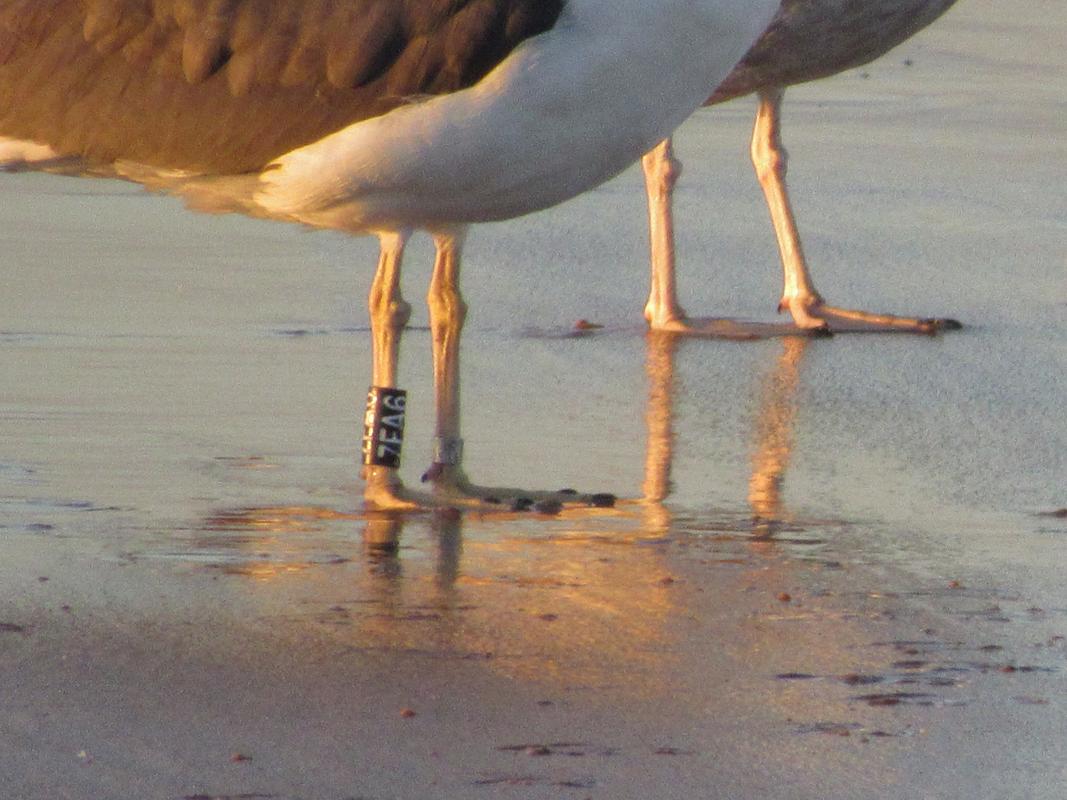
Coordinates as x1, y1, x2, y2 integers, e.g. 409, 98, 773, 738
254, 0, 779, 232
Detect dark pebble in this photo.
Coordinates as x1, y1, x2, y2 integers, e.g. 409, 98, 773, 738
533, 499, 562, 515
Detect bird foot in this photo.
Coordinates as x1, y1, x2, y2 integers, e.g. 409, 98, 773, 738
362, 467, 616, 514
780, 297, 962, 334
421, 463, 616, 514
363, 472, 435, 511
648, 315, 829, 340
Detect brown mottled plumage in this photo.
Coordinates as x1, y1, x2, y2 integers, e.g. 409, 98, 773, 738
0, 0, 564, 173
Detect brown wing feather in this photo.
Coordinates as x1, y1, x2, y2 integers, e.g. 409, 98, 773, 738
0, 0, 564, 173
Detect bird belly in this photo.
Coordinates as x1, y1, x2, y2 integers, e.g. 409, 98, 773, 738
253, 0, 779, 232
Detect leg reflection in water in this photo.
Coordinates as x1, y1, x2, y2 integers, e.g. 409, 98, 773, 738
198, 331, 813, 571
748, 336, 808, 539
190, 335, 832, 694
641, 333, 680, 535
639, 331, 810, 541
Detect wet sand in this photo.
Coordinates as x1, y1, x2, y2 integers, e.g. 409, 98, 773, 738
4, 507, 1065, 799
2, 1, 1065, 797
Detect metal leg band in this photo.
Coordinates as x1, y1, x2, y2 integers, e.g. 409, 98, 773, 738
431, 436, 463, 466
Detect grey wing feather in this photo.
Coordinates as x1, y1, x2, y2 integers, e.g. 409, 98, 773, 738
710, 0, 959, 103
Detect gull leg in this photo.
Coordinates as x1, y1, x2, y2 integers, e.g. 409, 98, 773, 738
642, 139, 687, 329
362, 230, 421, 509
641, 139, 784, 339
750, 87, 825, 332
423, 229, 615, 511
369, 232, 410, 395
424, 228, 471, 493
752, 87, 960, 333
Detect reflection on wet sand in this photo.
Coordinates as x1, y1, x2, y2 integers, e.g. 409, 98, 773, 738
639, 330, 809, 540
178, 333, 1061, 744
640, 333, 677, 533
197, 329, 812, 556
197, 330, 818, 557
748, 336, 807, 538
191, 334, 823, 688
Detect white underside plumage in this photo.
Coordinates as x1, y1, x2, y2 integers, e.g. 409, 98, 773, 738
251, 0, 780, 234
3, 1, 779, 236
0, 137, 60, 167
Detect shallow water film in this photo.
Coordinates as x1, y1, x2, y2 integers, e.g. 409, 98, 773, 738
1, 1, 1064, 797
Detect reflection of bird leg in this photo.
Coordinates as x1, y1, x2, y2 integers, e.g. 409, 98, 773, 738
642, 332, 678, 509
431, 510, 463, 592
364, 514, 401, 563
752, 88, 961, 333
748, 335, 807, 537
640, 331, 680, 532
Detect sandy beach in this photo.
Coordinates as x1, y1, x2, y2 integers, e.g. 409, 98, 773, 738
2, 1, 1065, 797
